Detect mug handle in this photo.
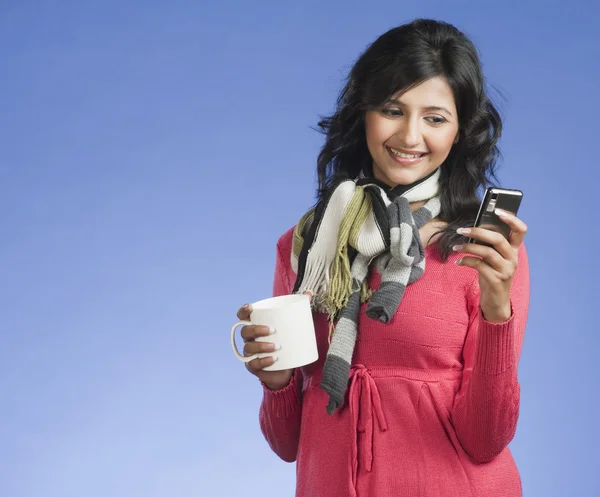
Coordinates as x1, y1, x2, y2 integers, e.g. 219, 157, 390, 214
231, 320, 261, 362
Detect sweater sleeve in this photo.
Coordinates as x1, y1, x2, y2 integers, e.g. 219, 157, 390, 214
450, 244, 530, 464
258, 230, 303, 462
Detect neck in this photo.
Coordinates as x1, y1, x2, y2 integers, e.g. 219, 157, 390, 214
410, 200, 426, 212
360, 164, 440, 201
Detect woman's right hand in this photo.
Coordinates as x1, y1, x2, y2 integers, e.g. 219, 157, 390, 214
237, 304, 294, 391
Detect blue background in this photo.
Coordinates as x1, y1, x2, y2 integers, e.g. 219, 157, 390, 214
1, 1, 598, 496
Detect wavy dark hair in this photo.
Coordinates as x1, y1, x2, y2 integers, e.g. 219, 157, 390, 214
316, 19, 502, 260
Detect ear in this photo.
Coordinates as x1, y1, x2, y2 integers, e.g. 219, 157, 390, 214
453, 131, 460, 145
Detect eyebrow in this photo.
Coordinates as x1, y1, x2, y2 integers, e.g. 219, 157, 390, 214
386, 99, 454, 117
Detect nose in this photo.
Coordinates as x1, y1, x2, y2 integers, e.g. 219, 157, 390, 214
396, 117, 421, 148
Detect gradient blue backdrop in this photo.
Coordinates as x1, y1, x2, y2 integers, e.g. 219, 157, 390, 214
1, 1, 598, 496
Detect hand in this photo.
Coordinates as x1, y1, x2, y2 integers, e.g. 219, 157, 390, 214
236, 304, 294, 391
454, 209, 528, 323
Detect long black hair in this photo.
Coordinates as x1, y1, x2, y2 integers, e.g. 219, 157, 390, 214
316, 19, 502, 260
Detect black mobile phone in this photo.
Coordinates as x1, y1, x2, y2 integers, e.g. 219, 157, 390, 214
469, 187, 523, 244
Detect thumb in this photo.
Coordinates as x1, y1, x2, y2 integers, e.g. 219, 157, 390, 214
236, 303, 253, 320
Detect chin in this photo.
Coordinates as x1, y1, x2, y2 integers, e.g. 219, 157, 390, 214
382, 169, 426, 187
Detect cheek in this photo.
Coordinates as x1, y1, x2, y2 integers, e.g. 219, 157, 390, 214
430, 129, 458, 155
365, 114, 394, 148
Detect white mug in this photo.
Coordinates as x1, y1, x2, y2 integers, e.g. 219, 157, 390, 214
231, 294, 318, 371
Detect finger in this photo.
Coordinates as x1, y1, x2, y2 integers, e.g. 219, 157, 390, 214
455, 255, 498, 279
457, 227, 513, 260
452, 242, 507, 272
495, 209, 528, 248
240, 324, 272, 342
244, 341, 277, 356
246, 355, 276, 373
237, 303, 253, 320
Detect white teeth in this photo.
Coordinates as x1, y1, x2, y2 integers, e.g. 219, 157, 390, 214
389, 148, 423, 159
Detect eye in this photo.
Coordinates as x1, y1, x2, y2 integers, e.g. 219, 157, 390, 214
381, 108, 403, 117
425, 116, 448, 125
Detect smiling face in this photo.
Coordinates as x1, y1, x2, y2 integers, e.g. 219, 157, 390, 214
364, 76, 460, 187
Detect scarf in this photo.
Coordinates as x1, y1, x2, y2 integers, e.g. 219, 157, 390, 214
291, 168, 442, 415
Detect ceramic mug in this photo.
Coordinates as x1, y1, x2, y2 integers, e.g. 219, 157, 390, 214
231, 294, 318, 371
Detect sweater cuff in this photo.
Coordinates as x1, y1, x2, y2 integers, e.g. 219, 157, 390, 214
476, 306, 516, 375
261, 373, 300, 419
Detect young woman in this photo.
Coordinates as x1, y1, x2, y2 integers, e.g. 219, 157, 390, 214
236, 19, 529, 497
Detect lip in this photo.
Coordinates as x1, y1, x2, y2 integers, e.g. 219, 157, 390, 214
386, 146, 428, 166
389, 147, 428, 156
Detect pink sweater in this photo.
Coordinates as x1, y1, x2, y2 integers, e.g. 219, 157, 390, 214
260, 228, 530, 497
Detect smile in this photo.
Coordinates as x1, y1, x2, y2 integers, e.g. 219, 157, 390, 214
388, 147, 427, 159
386, 147, 428, 165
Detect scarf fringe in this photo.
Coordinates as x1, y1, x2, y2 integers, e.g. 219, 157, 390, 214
326, 187, 366, 316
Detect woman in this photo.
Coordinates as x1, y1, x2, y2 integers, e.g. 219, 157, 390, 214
237, 19, 529, 497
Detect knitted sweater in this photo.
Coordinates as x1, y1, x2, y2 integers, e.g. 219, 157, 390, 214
259, 228, 530, 497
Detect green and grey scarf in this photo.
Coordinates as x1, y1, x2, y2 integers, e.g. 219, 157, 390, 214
291, 168, 442, 414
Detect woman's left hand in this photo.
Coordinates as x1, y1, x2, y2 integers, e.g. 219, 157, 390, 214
454, 209, 528, 323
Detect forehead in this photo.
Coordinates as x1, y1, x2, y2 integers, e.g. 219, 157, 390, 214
392, 77, 456, 109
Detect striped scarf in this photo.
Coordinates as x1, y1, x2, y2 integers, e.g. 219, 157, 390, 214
291, 168, 442, 414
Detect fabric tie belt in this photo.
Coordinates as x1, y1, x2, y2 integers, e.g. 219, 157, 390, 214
349, 364, 388, 495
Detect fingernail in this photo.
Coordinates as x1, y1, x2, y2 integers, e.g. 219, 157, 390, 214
455, 258, 463, 265
266, 343, 276, 351
495, 208, 510, 218
452, 244, 464, 252
268, 326, 276, 335
456, 228, 471, 235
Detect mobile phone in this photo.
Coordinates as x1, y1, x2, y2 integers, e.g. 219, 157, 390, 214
469, 187, 523, 245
